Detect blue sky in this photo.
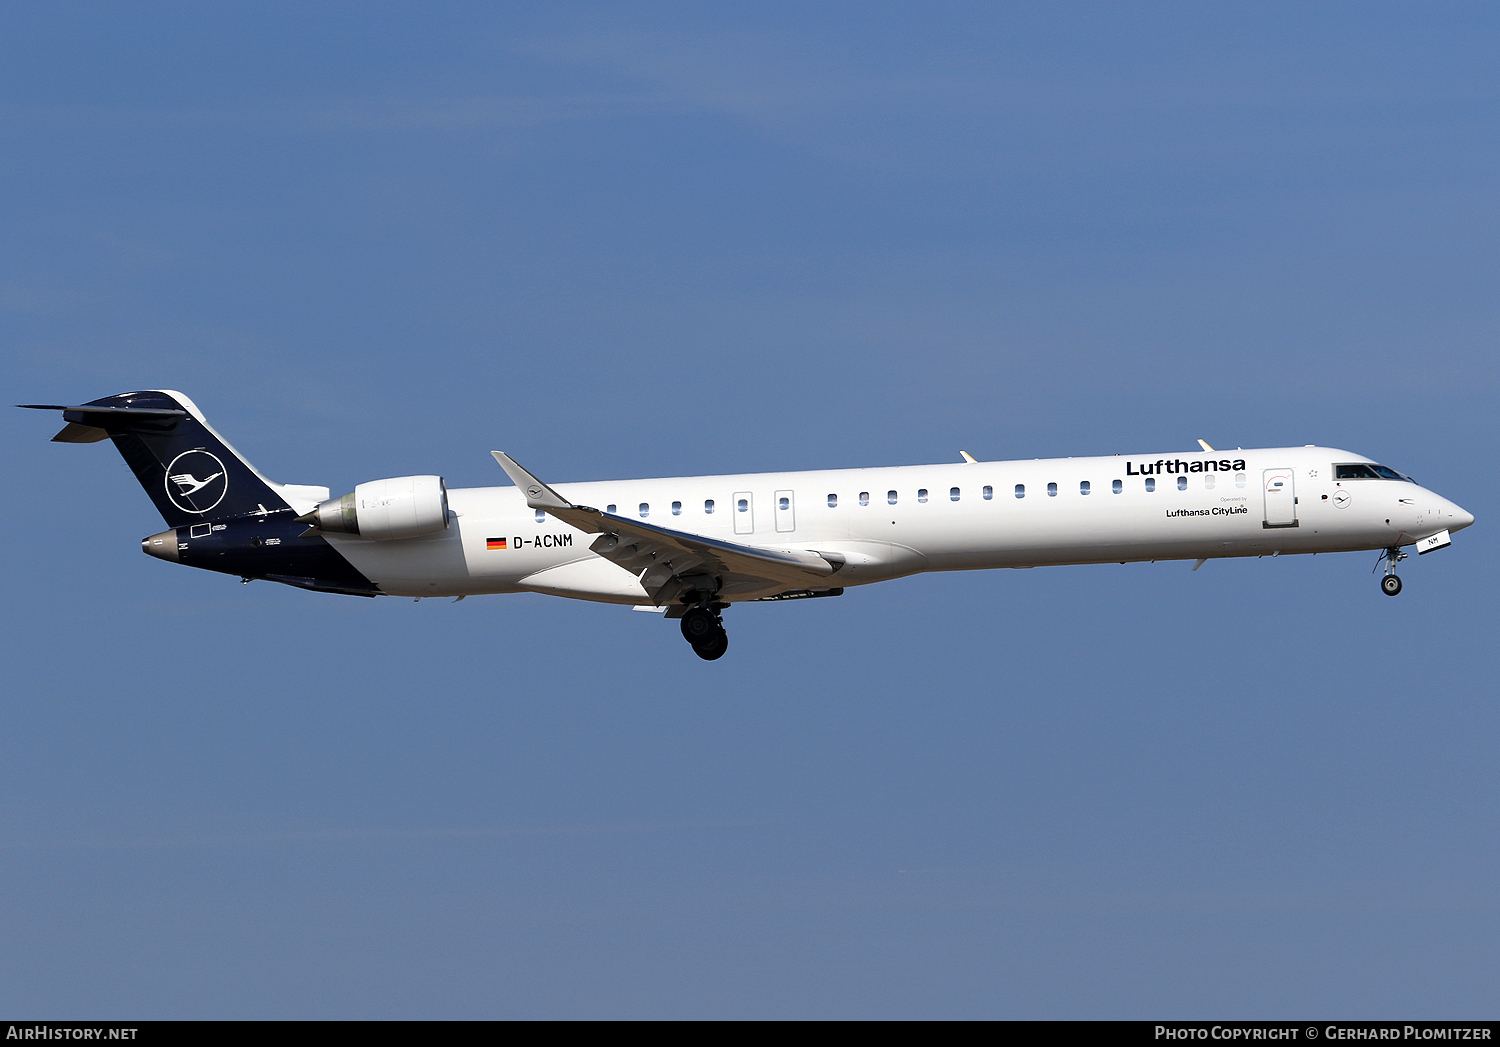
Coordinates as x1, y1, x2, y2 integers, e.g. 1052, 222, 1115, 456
2, 3, 1496, 1018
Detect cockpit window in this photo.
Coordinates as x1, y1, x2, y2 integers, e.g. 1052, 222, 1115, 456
1336, 463, 1414, 482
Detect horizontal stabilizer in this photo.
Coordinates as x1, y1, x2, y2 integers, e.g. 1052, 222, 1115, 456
23, 403, 189, 447
19, 404, 187, 417
51, 422, 110, 443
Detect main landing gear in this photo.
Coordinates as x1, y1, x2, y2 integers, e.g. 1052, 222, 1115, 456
1377, 546, 1406, 596
680, 605, 729, 661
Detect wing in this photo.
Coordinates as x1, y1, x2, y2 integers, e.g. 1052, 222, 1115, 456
491, 452, 845, 605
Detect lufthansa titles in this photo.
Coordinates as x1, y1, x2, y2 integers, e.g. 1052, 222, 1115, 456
1128, 458, 1247, 475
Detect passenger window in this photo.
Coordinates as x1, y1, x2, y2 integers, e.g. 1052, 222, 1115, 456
950, 487, 960, 501
1177, 476, 1187, 491
704, 499, 715, 514
606, 504, 617, 514
887, 491, 898, 505
1080, 481, 1091, 495
1112, 479, 1122, 494
983, 485, 993, 500
1146, 478, 1156, 492
859, 491, 870, 506
918, 489, 928, 503
639, 502, 649, 518
535, 509, 545, 523
1204, 473, 1216, 490
672, 500, 682, 516
1234, 472, 1246, 488
779, 496, 789, 510
1015, 484, 1025, 499
1047, 482, 1057, 497
737, 498, 748, 512
827, 494, 838, 508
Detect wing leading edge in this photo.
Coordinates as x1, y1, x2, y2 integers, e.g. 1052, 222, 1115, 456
491, 451, 844, 604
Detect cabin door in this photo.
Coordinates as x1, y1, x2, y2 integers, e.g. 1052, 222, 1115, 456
774, 490, 796, 532
1262, 468, 1298, 528
733, 491, 754, 535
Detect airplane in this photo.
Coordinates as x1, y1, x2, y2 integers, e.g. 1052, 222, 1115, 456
21, 390, 1475, 660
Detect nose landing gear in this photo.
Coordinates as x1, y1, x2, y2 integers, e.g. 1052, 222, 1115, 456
1376, 546, 1407, 596
680, 605, 729, 660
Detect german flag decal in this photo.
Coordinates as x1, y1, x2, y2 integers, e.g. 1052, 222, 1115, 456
486, 537, 507, 550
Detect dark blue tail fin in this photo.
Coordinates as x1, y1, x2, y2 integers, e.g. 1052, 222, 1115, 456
21, 390, 299, 527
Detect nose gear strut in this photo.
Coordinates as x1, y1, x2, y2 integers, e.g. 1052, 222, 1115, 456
1375, 546, 1406, 596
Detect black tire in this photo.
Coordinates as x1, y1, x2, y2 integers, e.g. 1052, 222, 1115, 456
1381, 574, 1403, 596
692, 627, 729, 661
681, 607, 718, 643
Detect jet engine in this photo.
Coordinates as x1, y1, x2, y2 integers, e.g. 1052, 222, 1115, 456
301, 475, 450, 540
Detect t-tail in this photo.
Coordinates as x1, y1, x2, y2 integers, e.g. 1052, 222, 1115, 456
21, 389, 316, 524
20, 391, 378, 595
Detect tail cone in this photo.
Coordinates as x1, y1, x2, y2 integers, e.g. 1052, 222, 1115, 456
142, 529, 180, 562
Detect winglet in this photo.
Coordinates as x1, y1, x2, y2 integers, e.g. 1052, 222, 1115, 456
959, 450, 978, 464
490, 451, 574, 510
1197, 439, 1215, 453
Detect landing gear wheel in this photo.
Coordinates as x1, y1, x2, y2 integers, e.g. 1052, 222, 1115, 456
1381, 574, 1403, 596
692, 627, 729, 661
681, 607, 718, 643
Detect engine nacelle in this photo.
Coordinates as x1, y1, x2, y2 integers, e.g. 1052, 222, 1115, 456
305, 475, 450, 540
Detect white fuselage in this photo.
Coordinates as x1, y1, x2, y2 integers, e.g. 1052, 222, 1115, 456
323, 446, 1474, 601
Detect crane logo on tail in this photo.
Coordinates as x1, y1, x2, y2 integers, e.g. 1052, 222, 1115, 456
169, 470, 221, 495
164, 450, 228, 514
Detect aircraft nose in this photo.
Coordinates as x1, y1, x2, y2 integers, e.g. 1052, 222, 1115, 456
1450, 503, 1475, 532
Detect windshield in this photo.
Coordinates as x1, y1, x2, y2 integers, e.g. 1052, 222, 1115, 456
1335, 463, 1415, 482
